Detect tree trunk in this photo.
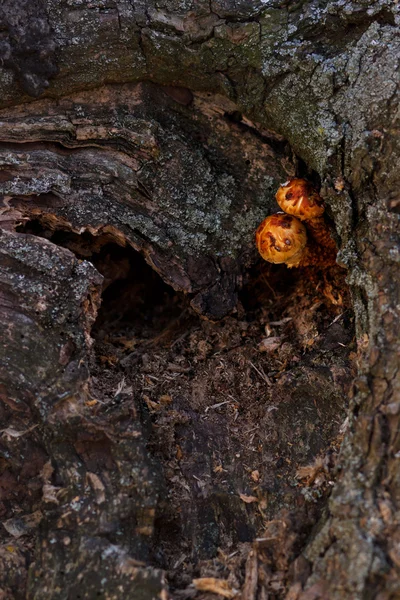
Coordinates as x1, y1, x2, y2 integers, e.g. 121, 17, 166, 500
0, 1, 399, 599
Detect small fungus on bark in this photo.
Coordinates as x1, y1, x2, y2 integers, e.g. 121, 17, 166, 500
255, 213, 307, 268
275, 178, 325, 221
257, 179, 337, 268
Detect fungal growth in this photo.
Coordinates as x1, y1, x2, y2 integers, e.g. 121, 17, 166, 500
256, 213, 307, 268
257, 179, 337, 268
275, 178, 325, 221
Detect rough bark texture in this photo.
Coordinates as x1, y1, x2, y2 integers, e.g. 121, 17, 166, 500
0, 1, 399, 599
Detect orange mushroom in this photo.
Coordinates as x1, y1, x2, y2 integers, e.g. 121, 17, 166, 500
256, 179, 337, 268
255, 213, 307, 268
275, 179, 337, 265
275, 178, 325, 221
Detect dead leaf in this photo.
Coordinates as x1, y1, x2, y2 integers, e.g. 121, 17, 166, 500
258, 337, 282, 353
193, 577, 237, 598
3, 511, 43, 538
296, 457, 324, 485
99, 354, 118, 366
86, 472, 106, 504
143, 395, 160, 412
251, 470, 260, 482
159, 394, 172, 405
42, 484, 60, 505
239, 493, 258, 504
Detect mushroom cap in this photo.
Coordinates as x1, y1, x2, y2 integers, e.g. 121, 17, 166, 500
276, 178, 325, 220
255, 213, 307, 267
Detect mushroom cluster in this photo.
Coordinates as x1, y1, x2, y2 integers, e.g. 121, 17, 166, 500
256, 179, 337, 268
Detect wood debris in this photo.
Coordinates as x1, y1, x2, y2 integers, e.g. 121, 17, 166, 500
192, 577, 237, 598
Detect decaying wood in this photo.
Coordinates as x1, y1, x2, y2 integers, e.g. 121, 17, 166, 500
0, 83, 291, 319
0, 0, 399, 599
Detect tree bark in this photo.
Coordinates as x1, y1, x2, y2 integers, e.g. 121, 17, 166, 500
0, 1, 399, 599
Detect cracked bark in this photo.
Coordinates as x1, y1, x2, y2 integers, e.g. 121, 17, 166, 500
0, 0, 399, 599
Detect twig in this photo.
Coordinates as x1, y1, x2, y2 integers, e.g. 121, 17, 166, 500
242, 550, 258, 600
249, 361, 271, 386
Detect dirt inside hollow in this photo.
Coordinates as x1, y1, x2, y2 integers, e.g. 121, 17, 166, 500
12, 222, 356, 597
84, 242, 355, 594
